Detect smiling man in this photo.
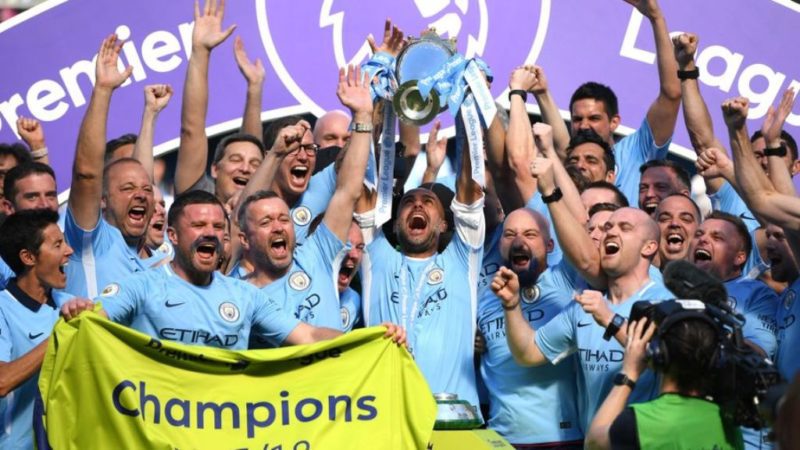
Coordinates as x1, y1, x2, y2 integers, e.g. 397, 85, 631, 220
0, 209, 74, 449
654, 194, 701, 268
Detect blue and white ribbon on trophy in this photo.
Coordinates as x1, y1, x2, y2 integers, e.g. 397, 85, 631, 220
417, 55, 496, 187
360, 51, 398, 228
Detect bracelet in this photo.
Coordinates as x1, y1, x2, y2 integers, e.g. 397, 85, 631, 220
351, 123, 373, 133
677, 68, 700, 80
30, 147, 48, 159
542, 187, 563, 204
508, 89, 528, 102
501, 300, 520, 311
764, 145, 787, 158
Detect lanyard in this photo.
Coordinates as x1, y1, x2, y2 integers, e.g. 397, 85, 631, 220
399, 258, 437, 355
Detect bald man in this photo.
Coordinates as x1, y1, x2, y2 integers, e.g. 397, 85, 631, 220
501, 207, 673, 430
313, 110, 351, 174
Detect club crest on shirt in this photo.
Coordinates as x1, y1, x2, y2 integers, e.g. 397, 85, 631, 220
785, 290, 796, 310
521, 285, 540, 304
292, 206, 312, 226
100, 283, 120, 297
289, 271, 311, 291
158, 242, 174, 257
219, 302, 240, 322
727, 296, 738, 310
341, 307, 351, 329
427, 268, 444, 285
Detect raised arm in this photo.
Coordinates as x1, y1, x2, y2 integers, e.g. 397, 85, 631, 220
133, 84, 173, 181
492, 267, 547, 366
529, 66, 571, 160
16, 117, 49, 165
69, 34, 133, 229
455, 126, 483, 206
323, 65, 373, 241
505, 66, 539, 206
234, 36, 265, 141
532, 123, 587, 224
422, 120, 447, 185
174, 0, 235, 195
763, 88, 798, 196
625, 0, 681, 146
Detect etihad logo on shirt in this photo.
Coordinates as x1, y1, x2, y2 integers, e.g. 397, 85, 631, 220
480, 308, 546, 342
296, 294, 321, 321
158, 328, 239, 347
578, 348, 624, 373
416, 287, 448, 318
101, 283, 120, 297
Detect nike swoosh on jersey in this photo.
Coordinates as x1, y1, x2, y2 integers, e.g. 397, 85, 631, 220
28, 332, 44, 340
577, 321, 592, 328
165, 300, 185, 308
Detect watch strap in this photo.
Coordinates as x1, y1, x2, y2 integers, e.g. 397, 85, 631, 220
764, 144, 787, 157
508, 89, 528, 102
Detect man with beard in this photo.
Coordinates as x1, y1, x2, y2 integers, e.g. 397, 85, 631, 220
0, 210, 74, 449
514, 152, 673, 430
64, 34, 158, 298
565, 130, 616, 185
174, 0, 264, 206
233, 65, 372, 335
478, 209, 582, 447
637, 160, 691, 217
653, 194, 701, 268
59, 191, 408, 350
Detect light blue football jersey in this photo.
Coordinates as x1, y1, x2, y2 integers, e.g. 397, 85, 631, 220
0, 283, 60, 449
0, 258, 13, 290
340, 287, 362, 332
360, 197, 485, 417
64, 208, 159, 298
776, 277, 800, 380
614, 118, 671, 207
708, 182, 766, 276
535, 280, 673, 430
98, 264, 300, 350
478, 260, 582, 444
725, 277, 778, 357
290, 164, 336, 244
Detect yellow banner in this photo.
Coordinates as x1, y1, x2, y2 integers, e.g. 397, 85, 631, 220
38, 313, 437, 449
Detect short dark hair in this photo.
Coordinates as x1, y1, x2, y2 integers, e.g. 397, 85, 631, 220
751, 129, 799, 161
3, 162, 56, 206
212, 133, 265, 166
588, 202, 621, 218
567, 129, 616, 174
263, 115, 306, 150
639, 159, 692, 192
0, 208, 60, 275
237, 190, 284, 234
581, 180, 630, 208
657, 193, 701, 222
102, 157, 145, 196
168, 190, 226, 228
705, 210, 752, 270
569, 81, 619, 118
104, 133, 138, 163
0, 143, 32, 168
663, 318, 720, 394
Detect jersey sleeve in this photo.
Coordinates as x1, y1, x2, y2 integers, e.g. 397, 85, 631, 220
742, 283, 779, 357
251, 291, 302, 347
304, 223, 346, 275
0, 310, 12, 362
534, 302, 579, 364
450, 196, 486, 251
64, 207, 113, 259
96, 277, 145, 326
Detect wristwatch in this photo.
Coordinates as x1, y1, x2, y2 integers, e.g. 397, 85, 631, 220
603, 313, 625, 341
352, 122, 373, 133
764, 144, 787, 157
542, 187, 563, 204
613, 372, 637, 389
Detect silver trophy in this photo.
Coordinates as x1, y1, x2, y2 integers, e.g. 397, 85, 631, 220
393, 30, 456, 125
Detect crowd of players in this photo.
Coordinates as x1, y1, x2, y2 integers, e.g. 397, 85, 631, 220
0, 0, 799, 448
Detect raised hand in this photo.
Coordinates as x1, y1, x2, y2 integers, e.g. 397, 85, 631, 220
270, 121, 310, 157
574, 290, 613, 327
95, 34, 133, 91
16, 117, 45, 150
233, 36, 265, 86
508, 65, 538, 92
192, 0, 236, 51
622, 0, 663, 20
425, 120, 447, 176
532, 122, 554, 154
60, 298, 95, 321
528, 66, 550, 95
672, 33, 698, 69
721, 97, 750, 130
366, 18, 406, 57
621, 318, 656, 380
336, 65, 373, 115
761, 88, 797, 148
530, 156, 556, 195
696, 147, 734, 180
144, 84, 173, 114
491, 266, 521, 310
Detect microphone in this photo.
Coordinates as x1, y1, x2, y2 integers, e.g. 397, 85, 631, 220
662, 260, 728, 308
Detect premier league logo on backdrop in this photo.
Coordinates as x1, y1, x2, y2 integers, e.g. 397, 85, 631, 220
256, 0, 550, 119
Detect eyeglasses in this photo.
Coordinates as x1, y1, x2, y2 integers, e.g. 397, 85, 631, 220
292, 143, 320, 156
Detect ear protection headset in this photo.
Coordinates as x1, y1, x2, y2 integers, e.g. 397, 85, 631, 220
646, 309, 725, 371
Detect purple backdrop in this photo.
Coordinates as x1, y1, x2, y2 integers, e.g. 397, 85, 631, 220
0, 0, 798, 196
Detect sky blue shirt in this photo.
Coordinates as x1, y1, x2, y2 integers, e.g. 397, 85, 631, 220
535, 280, 673, 430
776, 277, 800, 380
361, 197, 485, 417
725, 277, 778, 357
709, 181, 766, 277
478, 260, 582, 444
291, 164, 337, 245
64, 208, 157, 298
98, 264, 301, 350
614, 118, 671, 207
340, 287, 362, 332
0, 283, 60, 449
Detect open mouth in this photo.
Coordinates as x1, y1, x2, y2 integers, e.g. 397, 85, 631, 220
510, 248, 531, 268
694, 248, 712, 262
338, 263, 355, 284
408, 213, 428, 235
604, 241, 620, 255
196, 242, 218, 259
643, 202, 659, 215
290, 166, 309, 182
59, 261, 68, 274
128, 206, 146, 222
233, 176, 249, 187
269, 236, 289, 258
665, 233, 685, 251
151, 220, 165, 232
